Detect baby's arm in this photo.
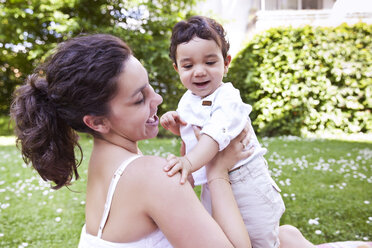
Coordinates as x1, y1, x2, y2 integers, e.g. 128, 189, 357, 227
160, 111, 187, 136
165, 134, 219, 184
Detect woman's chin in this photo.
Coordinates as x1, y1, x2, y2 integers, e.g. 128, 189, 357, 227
145, 126, 159, 140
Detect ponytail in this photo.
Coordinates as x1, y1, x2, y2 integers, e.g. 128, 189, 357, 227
10, 34, 132, 189
11, 74, 80, 189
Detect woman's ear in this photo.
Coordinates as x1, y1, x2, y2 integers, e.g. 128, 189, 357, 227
83, 115, 110, 134
224, 55, 232, 75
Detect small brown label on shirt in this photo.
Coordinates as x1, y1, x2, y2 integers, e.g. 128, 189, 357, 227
202, 100, 212, 106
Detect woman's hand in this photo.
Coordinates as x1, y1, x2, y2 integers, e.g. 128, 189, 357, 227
206, 124, 254, 179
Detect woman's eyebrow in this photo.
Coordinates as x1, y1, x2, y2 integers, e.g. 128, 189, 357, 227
131, 84, 147, 97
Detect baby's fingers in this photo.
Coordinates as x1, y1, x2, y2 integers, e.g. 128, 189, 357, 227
167, 162, 183, 177
175, 115, 187, 126
160, 119, 170, 129
164, 154, 177, 172
180, 168, 189, 184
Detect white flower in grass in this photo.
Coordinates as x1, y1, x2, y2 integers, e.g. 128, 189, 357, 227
315, 230, 322, 235
56, 208, 63, 213
363, 237, 369, 241
0, 233, 3, 237
285, 178, 291, 186
364, 201, 370, 204
80, 201, 86, 205
308, 218, 319, 225
1, 203, 10, 209
18, 243, 28, 248
55, 217, 61, 222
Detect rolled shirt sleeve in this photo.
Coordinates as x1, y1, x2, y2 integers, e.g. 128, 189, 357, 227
200, 84, 252, 151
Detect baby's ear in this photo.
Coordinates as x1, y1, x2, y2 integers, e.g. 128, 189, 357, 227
173, 63, 179, 72
224, 54, 232, 73
226, 54, 232, 64
83, 115, 110, 134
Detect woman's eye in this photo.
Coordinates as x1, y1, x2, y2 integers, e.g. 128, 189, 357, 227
135, 93, 145, 104
135, 98, 144, 104
136, 98, 145, 104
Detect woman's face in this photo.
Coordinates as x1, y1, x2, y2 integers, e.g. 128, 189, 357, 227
106, 55, 163, 142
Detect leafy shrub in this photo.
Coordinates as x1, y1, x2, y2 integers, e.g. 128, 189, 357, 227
0, 0, 196, 116
227, 23, 372, 136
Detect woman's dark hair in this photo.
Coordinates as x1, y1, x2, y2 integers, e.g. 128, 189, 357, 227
10, 34, 132, 189
169, 15, 230, 65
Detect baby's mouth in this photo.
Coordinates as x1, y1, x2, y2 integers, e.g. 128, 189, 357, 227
193, 80, 210, 87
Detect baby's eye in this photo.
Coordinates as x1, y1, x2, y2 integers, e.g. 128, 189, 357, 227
206, 61, 216, 65
183, 64, 193, 69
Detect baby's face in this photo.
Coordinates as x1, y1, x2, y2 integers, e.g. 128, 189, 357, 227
174, 37, 229, 98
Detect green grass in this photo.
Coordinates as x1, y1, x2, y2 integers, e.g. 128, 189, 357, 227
0, 134, 371, 247
0, 115, 13, 136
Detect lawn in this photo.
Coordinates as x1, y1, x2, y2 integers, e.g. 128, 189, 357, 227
0, 134, 371, 247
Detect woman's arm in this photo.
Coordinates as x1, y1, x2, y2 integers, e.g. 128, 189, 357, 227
139, 126, 253, 247
206, 125, 253, 248
139, 156, 234, 248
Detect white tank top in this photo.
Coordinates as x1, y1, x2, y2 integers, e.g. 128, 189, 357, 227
78, 155, 173, 248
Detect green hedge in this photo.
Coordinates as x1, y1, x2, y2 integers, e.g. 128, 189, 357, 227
227, 23, 372, 136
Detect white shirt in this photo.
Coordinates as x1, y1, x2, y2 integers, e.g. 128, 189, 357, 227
177, 82, 267, 185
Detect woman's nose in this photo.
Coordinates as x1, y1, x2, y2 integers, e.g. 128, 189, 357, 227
152, 91, 163, 107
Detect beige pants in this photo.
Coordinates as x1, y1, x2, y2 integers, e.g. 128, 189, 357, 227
201, 156, 285, 248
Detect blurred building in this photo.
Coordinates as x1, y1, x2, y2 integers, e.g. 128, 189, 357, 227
197, 0, 372, 56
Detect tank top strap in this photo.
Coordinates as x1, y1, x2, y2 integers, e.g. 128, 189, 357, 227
97, 155, 142, 238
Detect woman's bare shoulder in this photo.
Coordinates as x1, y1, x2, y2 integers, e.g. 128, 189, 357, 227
124, 155, 182, 186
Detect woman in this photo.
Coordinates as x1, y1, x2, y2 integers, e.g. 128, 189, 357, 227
11, 34, 253, 247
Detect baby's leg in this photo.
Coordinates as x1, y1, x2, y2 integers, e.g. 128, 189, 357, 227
279, 225, 315, 248
230, 156, 285, 248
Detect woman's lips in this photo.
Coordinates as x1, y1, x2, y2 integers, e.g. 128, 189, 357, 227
146, 114, 159, 126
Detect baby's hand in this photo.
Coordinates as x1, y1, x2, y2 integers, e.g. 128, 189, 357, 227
160, 111, 187, 136
164, 154, 192, 184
